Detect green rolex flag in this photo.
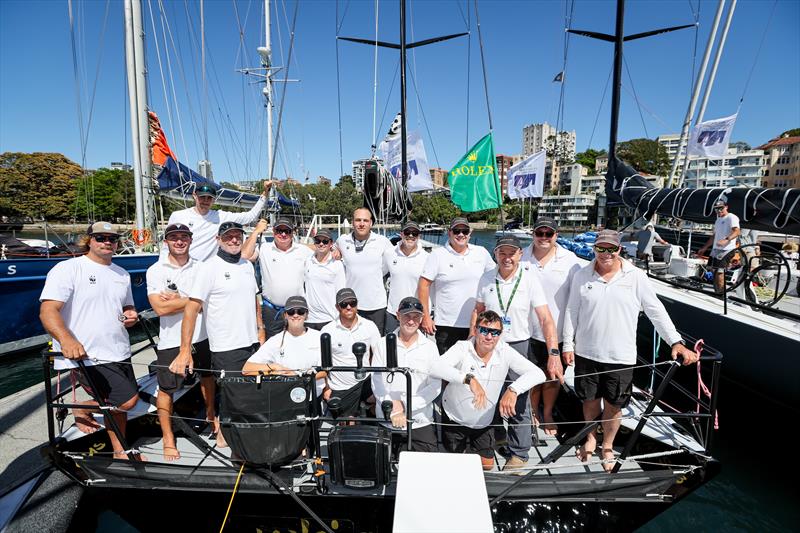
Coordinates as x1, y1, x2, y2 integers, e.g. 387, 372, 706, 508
448, 133, 502, 212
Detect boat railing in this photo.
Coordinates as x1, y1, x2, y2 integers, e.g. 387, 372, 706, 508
302, 214, 342, 243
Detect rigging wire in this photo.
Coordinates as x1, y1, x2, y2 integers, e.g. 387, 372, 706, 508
555, 0, 575, 141
269, 0, 299, 182
623, 57, 649, 138
738, 0, 778, 104
473, 0, 493, 131
335, 0, 345, 179
407, 67, 441, 169
586, 66, 612, 150
464, 0, 471, 150
370, 0, 380, 151
147, 0, 181, 164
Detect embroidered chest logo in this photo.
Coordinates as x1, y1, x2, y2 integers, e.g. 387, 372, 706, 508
449, 263, 454, 268
587, 283, 593, 290
224, 272, 231, 280
188, 221, 194, 227
488, 287, 494, 293
88, 275, 96, 285
392, 259, 398, 265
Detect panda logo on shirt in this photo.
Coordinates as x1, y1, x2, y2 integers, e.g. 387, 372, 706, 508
88, 275, 96, 285
224, 272, 231, 280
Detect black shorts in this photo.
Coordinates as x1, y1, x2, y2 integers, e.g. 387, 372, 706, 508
408, 423, 439, 453
328, 379, 373, 419
261, 303, 286, 338
441, 411, 495, 459
212, 343, 260, 374
156, 339, 212, 394
529, 339, 564, 372
707, 253, 731, 270
74, 359, 138, 408
358, 308, 386, 335
434, 326, 470, 355
574, 355, 634, 407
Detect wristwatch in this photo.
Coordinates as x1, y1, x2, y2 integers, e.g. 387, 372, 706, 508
463, 373, 475, 385
549, 348, 561, 357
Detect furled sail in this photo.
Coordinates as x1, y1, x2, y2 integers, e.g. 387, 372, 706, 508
606, 157, 800, 234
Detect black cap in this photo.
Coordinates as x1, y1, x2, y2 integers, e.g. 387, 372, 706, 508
449, 217, 470, 230
713, 199, 727, 208
273, 217, 294, 230
494, 235, 522, 251
335, 288, 358, 306
534, 217, 558, 231
401, 220, 421, 232
218, 221, 244, 236
397, 296, 424, 314
284, 295, 308, 311
195, 183, 218, 197
314, 228, 333, 240
164, 223, 193, 237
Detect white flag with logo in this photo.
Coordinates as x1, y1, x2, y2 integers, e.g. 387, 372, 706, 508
379, 130, 434, 192
507, 150, 546, 199
687, 113, 738, 158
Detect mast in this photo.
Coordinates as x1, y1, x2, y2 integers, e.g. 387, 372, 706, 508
124, 0, 154, 242
265, 0, 274, 182
668, 0, 726, 186
399, 0, 408, 197
606, 0, 625, 182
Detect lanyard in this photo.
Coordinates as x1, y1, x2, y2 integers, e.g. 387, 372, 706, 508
495, 269, 523, 317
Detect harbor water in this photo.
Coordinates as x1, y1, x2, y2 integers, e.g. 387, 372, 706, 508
1, 230, 796, 531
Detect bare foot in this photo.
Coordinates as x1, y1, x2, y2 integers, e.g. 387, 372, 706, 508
113, 450, 149, 462
216, 430, 229, 449
576, 443, 595, 463
163, 444, 181, 461
542, 414, 558, 436
74, 409, 101, 434
601, 448, 616, 473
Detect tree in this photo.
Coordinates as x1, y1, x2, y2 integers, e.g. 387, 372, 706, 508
74, 167, 136, 222
729, 141, 751, 152
617, 139, 670, 176
409, 192, 460, 224
0, 152, 80, 220
779, 128, 800, 138
575, 148, 606, 174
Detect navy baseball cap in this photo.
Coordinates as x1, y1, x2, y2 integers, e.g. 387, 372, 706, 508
494, 235, 522, 251
218, 221, 244, 236
164, 223, 192, 237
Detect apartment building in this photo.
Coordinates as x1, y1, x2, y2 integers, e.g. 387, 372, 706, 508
759, 135, 800, 189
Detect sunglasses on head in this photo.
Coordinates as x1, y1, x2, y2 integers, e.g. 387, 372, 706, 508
338, 300, 358, 309
398, 301, 424, 313
402, 231, 420, 237
93, 234, 119, 243
595, 245, 620, 254
285, 308, 307, 316
451, 228, 470, 236
477, 325, 502, 338
275, 228, 293, 236
534, 229, 555, 238
314, 238, 331, 245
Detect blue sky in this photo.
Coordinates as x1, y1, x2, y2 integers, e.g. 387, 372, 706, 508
1, 0, 798, 184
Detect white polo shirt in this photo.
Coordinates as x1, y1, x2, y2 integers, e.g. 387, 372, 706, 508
247, 328, 324, 396
304, 254, 346, 324
383, 243, 430, 316
371, 331, 442, 428
40, 256, 134, 370
712, 212, 740, 256
257, 242, 313, 306
562, 259, 683, 365
335, 232, 392, 311
476, 266, 548, 343
440, 339, 545, 429
321, 316, 382, 391
421, 243, 495, 328
521, 244, 583, 342
167, 196, 266, 262
189, 255, 259, 352
146, 257, 208, 349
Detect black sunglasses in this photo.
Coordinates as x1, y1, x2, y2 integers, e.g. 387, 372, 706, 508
275, 228, 293, 235
314, 238, 331, 245
338, 300, 358, 309
477, 325, 502, 337
534, 229, 555, 238
398, 301, 424, 313
402, 231, 420, 237
285, 308, 307, 316
93, 234, 120, 243
451, 228, 470, 236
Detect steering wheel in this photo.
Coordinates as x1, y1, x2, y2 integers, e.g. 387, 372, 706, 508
723, 243, 792, 307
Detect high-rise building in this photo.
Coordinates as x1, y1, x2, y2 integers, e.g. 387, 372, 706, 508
684, 146, 766, 189
198, 160, 213, 180
496, 154, 523, 197
758, 135, 800, 189
657, 133, 686, 171
110, 162, 132, 171
429, 167, 449, 189
521, 122, 576, 162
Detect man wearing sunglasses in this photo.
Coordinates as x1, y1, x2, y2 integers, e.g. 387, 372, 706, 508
520, 216, 582, 439
146, 223, 215, 460
40, 222, 140, 460
383, 220, 430, 333
439, 311, 546, 471
562, 229, 698, 472
418, 217, 495, 354
166, 180, 274, 262
697, 200, 740, 294
473, 234, 559, 470
178, 222, 264, 447
304, 228, 346, 330
321, 288, 382, 419
245, 217, 312, 339
334, 207, 393, 334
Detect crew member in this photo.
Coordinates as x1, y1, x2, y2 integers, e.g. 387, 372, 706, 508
383, 220, 429, 333
40, 222, 140, 460
562, 230, 698, 472
636, 223, 668, 261
697, 200, 741, 293
304, 228, 346, 330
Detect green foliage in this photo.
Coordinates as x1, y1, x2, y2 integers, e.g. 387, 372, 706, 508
409, 193, 461, 224
575, 149, 606, 174
74, 167, 137, 222
617, 139, 670, 176
0, 152, 80, 219
779, 128, 800, 138
729, 141, 751, 152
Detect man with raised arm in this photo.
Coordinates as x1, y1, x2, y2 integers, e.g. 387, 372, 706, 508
146, 223, 215, 460
40, 222, 141, 460
562, 230, 698, 472
167, 180, 274, 261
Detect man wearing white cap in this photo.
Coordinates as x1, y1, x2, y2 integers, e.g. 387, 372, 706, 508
40, 222, 140, 460
697, 200, 740, 293
562, 229, 698, 472
636, 223, 668, 261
